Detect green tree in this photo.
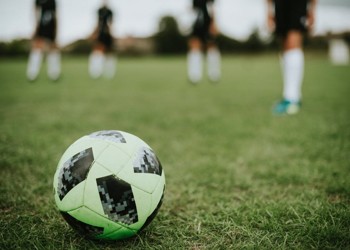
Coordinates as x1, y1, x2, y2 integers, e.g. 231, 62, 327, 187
154, 16, 187, 54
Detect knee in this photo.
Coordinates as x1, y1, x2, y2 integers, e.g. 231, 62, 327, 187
283, 31, 303, 51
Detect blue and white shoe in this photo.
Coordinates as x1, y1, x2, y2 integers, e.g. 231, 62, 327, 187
272, 99, 301, 115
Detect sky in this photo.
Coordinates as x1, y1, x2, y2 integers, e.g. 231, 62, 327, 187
0, 0, 350, 46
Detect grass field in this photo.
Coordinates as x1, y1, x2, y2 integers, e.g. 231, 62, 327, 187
0, 53, 349, 249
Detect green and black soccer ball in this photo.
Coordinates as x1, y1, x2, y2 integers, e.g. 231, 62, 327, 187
53, 130, 165, 240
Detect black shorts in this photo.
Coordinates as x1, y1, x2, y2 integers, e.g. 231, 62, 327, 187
274, 0, 308, 36
36, 22, 56, 42
191, 22, 215, 45
97, 32, 113, 51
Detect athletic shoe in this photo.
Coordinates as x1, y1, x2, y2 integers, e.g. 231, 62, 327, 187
272, 99, 301, 115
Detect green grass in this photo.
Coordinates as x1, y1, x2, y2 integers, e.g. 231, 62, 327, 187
0, 53, 349, 249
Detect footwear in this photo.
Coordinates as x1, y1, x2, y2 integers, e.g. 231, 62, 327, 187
272, 99, 301, 115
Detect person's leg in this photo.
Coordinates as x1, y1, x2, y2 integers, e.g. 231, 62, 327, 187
282, 30, 304, 103
47, 42, 61, 81
27, 39, 44, 81
187, 38, 203, 84
104, 52, 117, 80
274, 30, 304, 115
206, 42, 221, 82
89, 44, 105, 79
103, 36, 116, 80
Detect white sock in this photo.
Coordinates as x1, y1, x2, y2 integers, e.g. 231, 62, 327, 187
282, 49, 304, 102
89, 51, 105, 79
27, 49, 43, 81
207, 47, 221, 82
104, 55, 117, 79
187, 49, 203, 83
47, 50, 61, 81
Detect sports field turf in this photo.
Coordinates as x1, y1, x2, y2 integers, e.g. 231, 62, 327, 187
0, 54, 349, 249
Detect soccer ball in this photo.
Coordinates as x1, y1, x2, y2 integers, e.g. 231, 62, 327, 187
53, 130, 165, 240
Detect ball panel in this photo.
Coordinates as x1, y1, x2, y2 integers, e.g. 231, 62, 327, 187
117, 167, 160, 194
117, 147, 163, 194
128, 186, 152, 231
89, 130, 127, 144
55, 181, 85, 212
56, 137, 108, 168
83, 162, 113, 216
95, 144, 131, 175
151, 173, 165, 212
60, 211, 104, 239
133, 147, 162, 176
89, 130, 142, 156
140, 190, 164, 232
101, 227, 137, 240
96, 175, 138, 226
116, 131, 150, 155
66, 206, 125, 239
56, 147, 94, 201
136, 178, 165, 231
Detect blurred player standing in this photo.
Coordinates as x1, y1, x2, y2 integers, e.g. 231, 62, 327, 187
89, 0, 116, 80
267, 0, 317, 115
188, 0, 221, 84
27, 0, 61, 81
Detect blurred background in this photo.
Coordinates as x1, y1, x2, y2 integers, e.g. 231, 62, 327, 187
0, 0, 350, 57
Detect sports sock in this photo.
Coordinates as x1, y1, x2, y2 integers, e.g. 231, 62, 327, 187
187, 49, 203, 83
104, 55, 117, 79
47, 50, 61, 81
89, 51, 105, 79
27, 49, 43, 81
282, 48, 304, 102
207, 47, 221, 82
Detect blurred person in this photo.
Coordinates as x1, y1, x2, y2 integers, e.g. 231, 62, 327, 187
267, 0, 317, 115
27, 0, 61, 82
89, 0, 116, 80
328, 38, 349, 65
188, 0, 221, 84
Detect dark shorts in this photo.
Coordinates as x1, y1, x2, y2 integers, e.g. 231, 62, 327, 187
36, 22, 56, 42
191, 23, 215, 45
274, 0, 308, 36
97, 32, 113, 51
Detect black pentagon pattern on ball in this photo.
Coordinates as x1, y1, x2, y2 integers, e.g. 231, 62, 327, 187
57, 148, 94, 200
97, 175, 138, 225
133, 148, 163, 176
89, 130, 126, 144
60, 211, 104, 238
